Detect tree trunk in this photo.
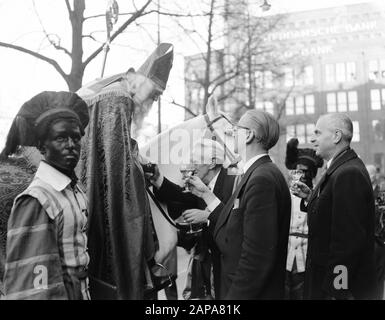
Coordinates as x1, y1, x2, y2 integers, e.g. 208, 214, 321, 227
202, 0, 216, 110
67, 0, 85, 91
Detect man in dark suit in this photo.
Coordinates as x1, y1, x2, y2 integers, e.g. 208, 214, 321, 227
188, 110, 292, 300
292, 113, 377, 300
147, 139, 236, 299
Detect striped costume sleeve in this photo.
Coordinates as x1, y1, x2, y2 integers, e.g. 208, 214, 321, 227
3, 196, 68, 300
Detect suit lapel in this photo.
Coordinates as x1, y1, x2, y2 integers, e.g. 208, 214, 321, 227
213, 155, 271, 239
308, 148, 357, 207
213, 167, 226, 200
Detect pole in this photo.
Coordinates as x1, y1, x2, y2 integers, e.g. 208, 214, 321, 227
157, 0, 162, 134
101, 42, 110, 78
101, 0, 119, 78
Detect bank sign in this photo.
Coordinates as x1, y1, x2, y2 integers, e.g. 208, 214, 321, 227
267, 21, 377, 42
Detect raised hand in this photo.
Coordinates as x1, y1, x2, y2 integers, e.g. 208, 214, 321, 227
290, 180, 311, 201
143, 162, 163, 189
186, 175, 210, 198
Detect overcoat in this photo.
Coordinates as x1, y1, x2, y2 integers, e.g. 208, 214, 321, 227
303, 148, 377, 299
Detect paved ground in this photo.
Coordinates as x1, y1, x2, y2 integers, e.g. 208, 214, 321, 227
158, 247, 190, 300
158, 248, 385, 300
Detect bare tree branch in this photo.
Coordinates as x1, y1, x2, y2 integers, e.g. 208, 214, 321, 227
0, 41, 68, 80
82, 34, 98, 42
85, 10, 209, 20
65, 0, 72, 14
33, 0, 72, 57
170, 99, 198, 117
83, 0, 153, 68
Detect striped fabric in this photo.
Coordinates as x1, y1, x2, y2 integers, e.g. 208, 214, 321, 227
286, 194, 308, 273
3, 162, 89, 300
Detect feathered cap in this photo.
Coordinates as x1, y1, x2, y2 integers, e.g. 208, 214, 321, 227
285, 138, 323, 177
5, 91, 89, 150
137, 43, 174, 90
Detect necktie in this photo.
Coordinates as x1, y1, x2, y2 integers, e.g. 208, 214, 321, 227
232, 172, 244, 195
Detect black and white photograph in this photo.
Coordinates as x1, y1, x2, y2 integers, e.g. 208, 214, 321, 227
0, 0, 384, 306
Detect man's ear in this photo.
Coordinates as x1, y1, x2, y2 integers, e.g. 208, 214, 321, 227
333, 130, 343, 144
38, 142, 46, 155
209, 158, 217, 170
246, 130, 255, 144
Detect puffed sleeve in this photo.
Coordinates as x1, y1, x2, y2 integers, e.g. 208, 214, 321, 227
3, 195, 67, 300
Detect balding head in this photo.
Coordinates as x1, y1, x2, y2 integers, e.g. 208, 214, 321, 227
312, 113, 354, 161
238, 110, 280, 151
320, 113, 353, 143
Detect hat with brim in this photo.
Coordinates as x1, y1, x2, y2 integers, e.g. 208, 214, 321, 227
14, 91, 89, 148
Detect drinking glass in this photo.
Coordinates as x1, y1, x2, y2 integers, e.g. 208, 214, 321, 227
179, 164, 196, 192
175, 216, 203, 235
290, 169, 304, 185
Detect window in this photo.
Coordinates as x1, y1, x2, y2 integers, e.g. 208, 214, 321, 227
306, 123, 315, 143
284, 68, 294, 87
265, 101, 274, 115
297, 124, 306, 144
264, 71, 273, 89
286, 125, 295, 142
286, 95, 315, 115
352, 121, 360, 142
305, 94, 315, 114
381, 59, 385, 78
255, 71, 263, 88
286, 123, 315, 143
382, 89, 385, 108
346, 62, 356, 81
326, 62, 356, 83
327, 93, 337, 112
255, 71, 273, 89
255, 101, 274, 115
296, 96, 304, 115
336, 62, 346, 82
373, 120, 385, 141
374, 153, 384, 173
295, 71, 303, 87
368, 59, 385, 80
255, 101, 264, 110
325, 64, 335, 84
328, 91, 358, 112
371, 89, 381, 110
348, 91, 358, 111
286, 97, 294, 115
304, 66, 314, 85
369, 60, 379, 80
337, 92, 347, 112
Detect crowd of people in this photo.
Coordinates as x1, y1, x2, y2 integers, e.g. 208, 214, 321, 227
0, 42, 384, 300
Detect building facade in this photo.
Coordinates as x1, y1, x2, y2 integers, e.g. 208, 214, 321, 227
185, 2, 385, 173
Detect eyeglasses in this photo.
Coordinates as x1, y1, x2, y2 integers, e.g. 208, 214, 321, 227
224, 124, 251, 137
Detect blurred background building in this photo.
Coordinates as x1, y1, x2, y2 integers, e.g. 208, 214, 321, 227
184, 1, 385, 173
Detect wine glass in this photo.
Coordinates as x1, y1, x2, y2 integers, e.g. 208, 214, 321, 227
175, 216, 203, 235
290, 169, 304, 186
179, 164, 196, 192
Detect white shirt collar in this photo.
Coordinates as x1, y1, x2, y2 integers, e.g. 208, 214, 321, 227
241, 153, 269, 174
326, 158, 333, 169
207, 170, 221, 191
35, 161, 72, 192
